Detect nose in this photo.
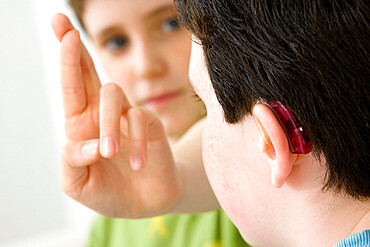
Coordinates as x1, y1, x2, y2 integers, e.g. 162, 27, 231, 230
132, 38, 166, 79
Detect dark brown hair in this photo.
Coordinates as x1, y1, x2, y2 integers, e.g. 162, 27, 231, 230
176, 0, 370, 198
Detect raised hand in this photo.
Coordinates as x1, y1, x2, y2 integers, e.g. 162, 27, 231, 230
51, 13, 180, 218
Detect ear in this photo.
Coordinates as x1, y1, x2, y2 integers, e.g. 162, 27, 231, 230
253, 103, 298, 188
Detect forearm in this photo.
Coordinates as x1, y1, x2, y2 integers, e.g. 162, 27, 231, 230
169, 118, 220, 214
172, 160, 220, 214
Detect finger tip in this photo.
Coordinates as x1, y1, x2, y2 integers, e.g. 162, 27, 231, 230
52, 13, 69, 26
81, 140, 100, 158
129, 107, 144, 118
51, 13, 75, 42
60, 29, 81, 61
131, 155, 145, 171
64, 29, 80, 42
100, 150, 115, 159
100, 137, 119, 159
51, 13, 62, 26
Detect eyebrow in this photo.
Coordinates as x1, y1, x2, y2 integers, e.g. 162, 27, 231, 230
146, 4, 176, 19
94, 26, 122, 41
93, 4, 176, 40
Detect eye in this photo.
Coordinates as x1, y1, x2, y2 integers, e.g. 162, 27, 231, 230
104, 36, 128, 52
161, 18, 181, 33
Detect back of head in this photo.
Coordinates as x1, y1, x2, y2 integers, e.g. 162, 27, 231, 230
176, 0, 370, 198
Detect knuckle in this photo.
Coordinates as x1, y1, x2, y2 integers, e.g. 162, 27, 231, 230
130, 138, 145, 144
100, 122, 119, 134
62, 84, 83, 96
100, 120, 117, 128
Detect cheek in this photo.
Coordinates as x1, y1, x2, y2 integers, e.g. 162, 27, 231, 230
164, 39, 191, 81
202, 111, 267, 229
100, 56, 139, 102
202, 114, 247, 220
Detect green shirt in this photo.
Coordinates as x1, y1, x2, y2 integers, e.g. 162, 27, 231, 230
87, 209, 252, 247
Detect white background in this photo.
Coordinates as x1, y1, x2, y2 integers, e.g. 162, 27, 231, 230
0, 0, 106, 246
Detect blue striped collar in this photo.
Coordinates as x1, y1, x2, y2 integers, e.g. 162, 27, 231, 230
334, 230, 370, 247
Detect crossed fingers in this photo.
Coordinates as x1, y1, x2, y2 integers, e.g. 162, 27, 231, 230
52, 13, 149, 170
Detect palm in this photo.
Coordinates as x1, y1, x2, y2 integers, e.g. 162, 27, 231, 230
72, 132, 179, 218
52, 14, 179, 218
65, 104, 99, 140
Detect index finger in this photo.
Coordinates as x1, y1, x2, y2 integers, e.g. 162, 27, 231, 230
52, 13, 100, 117
59, 29, 87, 116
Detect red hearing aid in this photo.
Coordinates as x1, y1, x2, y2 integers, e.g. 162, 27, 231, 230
254, 99, 312, 154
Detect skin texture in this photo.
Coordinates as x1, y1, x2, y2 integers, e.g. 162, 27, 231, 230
83, 0, 205, 141
189, 38, 370, 247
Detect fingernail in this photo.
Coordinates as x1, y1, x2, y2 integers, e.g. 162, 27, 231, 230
102, 137, 117, 157
131, 155, 144, 171
82, 141, 99, 157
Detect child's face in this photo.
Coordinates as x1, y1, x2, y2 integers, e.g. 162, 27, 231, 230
83, 0, 205, 139
189, 40, 281, 243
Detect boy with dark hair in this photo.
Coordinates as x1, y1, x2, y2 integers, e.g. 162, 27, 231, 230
175, 0, 369, 246
176, 0, 369, 199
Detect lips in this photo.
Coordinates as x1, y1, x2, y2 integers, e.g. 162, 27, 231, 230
142, 91, 181, 109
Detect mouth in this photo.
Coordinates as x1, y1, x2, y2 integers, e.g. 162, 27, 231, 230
142, 91, 182, 110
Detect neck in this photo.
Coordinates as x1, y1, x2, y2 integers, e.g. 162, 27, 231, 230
349, 208, 370, 235
264, 154, 370, 247
283, 188, 369, 247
